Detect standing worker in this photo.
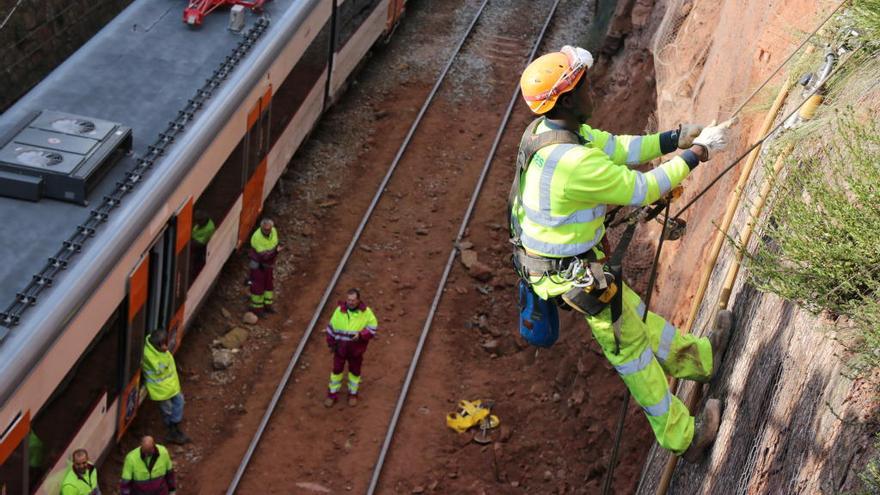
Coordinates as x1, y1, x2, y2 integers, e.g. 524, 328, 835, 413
142, 329, 190, 445
120, 436, 176, 495
60, 449, 100, 495
510, 46, 735, 462
248, 218, 282, 315
324, 289, 378, 408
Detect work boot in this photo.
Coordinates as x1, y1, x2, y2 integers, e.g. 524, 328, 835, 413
263, 305, 276, 314
708, 310, 734, 377
348, 395, 358, 407
682, 399, 721, 463
166, 423, 191, 445
324, 396, 336, 408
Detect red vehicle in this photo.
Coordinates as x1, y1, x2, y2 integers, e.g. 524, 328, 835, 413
184, 0, 266, 26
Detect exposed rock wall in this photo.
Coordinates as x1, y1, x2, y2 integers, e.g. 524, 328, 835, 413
0, 0, 133, 111
609, 0, 880, 492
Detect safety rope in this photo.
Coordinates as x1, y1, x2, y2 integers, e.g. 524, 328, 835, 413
600, 200, 672, 495
672, 43, 861, 221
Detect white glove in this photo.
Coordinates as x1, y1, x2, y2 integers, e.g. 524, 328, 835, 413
692, 118, 736, 159
677, 123, 704, 149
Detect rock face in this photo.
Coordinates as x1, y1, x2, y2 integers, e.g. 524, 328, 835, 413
633, 1, 875, 493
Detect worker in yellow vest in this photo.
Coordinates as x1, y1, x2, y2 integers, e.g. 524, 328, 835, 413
511, 46, 735, 462
190, 210, 215, 280
120, 436, 175, 495
324, 289, 378, 407
142, 329, 189, 444
60, 449, 100, 495
248, 218, 282, 315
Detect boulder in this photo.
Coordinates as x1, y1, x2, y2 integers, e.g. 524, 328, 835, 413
212, 348, 234, 370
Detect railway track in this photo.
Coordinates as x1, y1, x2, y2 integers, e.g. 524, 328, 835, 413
226, 1, 562, 492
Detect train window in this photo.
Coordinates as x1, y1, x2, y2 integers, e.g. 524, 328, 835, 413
189, 139, 246, 284
245, 106, 264, 180
28, 305, 124, 490
0, 440, 26, 495
335, 0, 382, 50
268, 18, 331, 149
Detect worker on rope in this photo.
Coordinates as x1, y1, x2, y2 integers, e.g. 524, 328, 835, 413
248, 218, 282, 316
511, 46, 735, 461
324, 288, 378, 408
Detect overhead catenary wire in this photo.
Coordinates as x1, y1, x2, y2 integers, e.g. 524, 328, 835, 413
366, 0, 564, 491
224, 1, 492, 491
0, 0, 25, 33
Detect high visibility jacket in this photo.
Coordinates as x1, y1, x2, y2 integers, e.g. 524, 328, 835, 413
250, 227, 278, 253
60, 465, 100, 495
28, 431, 44, 469
513, 118, 692, 258
191, 218, 215, 245
326, 303, 378, 342
120, 446, 175, 495
142, 341, 181, 401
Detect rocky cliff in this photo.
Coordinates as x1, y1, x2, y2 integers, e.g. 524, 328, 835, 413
591, 0, 878, 492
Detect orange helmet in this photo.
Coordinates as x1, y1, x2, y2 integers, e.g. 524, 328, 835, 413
520, 46, 594, 114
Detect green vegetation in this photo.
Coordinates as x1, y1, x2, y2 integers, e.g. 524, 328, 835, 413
743, 1, 880, 374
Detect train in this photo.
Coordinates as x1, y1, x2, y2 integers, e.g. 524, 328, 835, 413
0, 0, 405, 492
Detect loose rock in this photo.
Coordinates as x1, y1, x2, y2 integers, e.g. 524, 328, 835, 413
212, 348, 234, 370
460, 249, 478, 269
219, 327, 249, 349
242, 312, 259, 325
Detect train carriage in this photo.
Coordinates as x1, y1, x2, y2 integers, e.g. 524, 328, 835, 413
0, 0, 404, 492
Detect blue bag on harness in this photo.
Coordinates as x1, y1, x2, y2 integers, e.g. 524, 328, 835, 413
518, 279, 559, 347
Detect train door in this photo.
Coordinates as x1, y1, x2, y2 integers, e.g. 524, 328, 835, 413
238, 88, 272, 247
146, 224, 177, 337
119, 255, 148, 440
0, 412, 30, 493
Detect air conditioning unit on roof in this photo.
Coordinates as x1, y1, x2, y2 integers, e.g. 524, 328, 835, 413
0, 110, 132, 205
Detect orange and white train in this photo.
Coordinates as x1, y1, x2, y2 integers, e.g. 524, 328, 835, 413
0, 0, 405, 492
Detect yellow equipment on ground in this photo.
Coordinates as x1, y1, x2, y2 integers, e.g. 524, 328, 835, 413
445, 400, 499, 433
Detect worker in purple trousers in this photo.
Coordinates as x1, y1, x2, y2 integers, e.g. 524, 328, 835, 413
324, 289, 379, 407
248, 218, 281, 315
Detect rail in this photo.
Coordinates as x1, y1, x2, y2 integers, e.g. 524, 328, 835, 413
225, 1, 493, 491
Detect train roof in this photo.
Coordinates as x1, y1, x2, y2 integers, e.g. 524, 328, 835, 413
0, 0, 320, 401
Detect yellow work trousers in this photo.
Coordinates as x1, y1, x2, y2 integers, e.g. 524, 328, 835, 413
585, 282, 713, 454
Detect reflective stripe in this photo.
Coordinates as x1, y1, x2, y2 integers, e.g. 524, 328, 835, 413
523, 202, 606, 227
630, 173, 648, 205
656, 321, 676, 362
614, 346, 654, 376
626, 136, 644, 165
603, 135, 617, 156
538, 144, 579, 217
521, 225, 605, 257
649, 167, 672, 195
643, 391, 672, 417
635, 301, 647, 319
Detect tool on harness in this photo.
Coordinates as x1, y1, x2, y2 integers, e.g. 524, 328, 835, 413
518, 280, 559, 347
